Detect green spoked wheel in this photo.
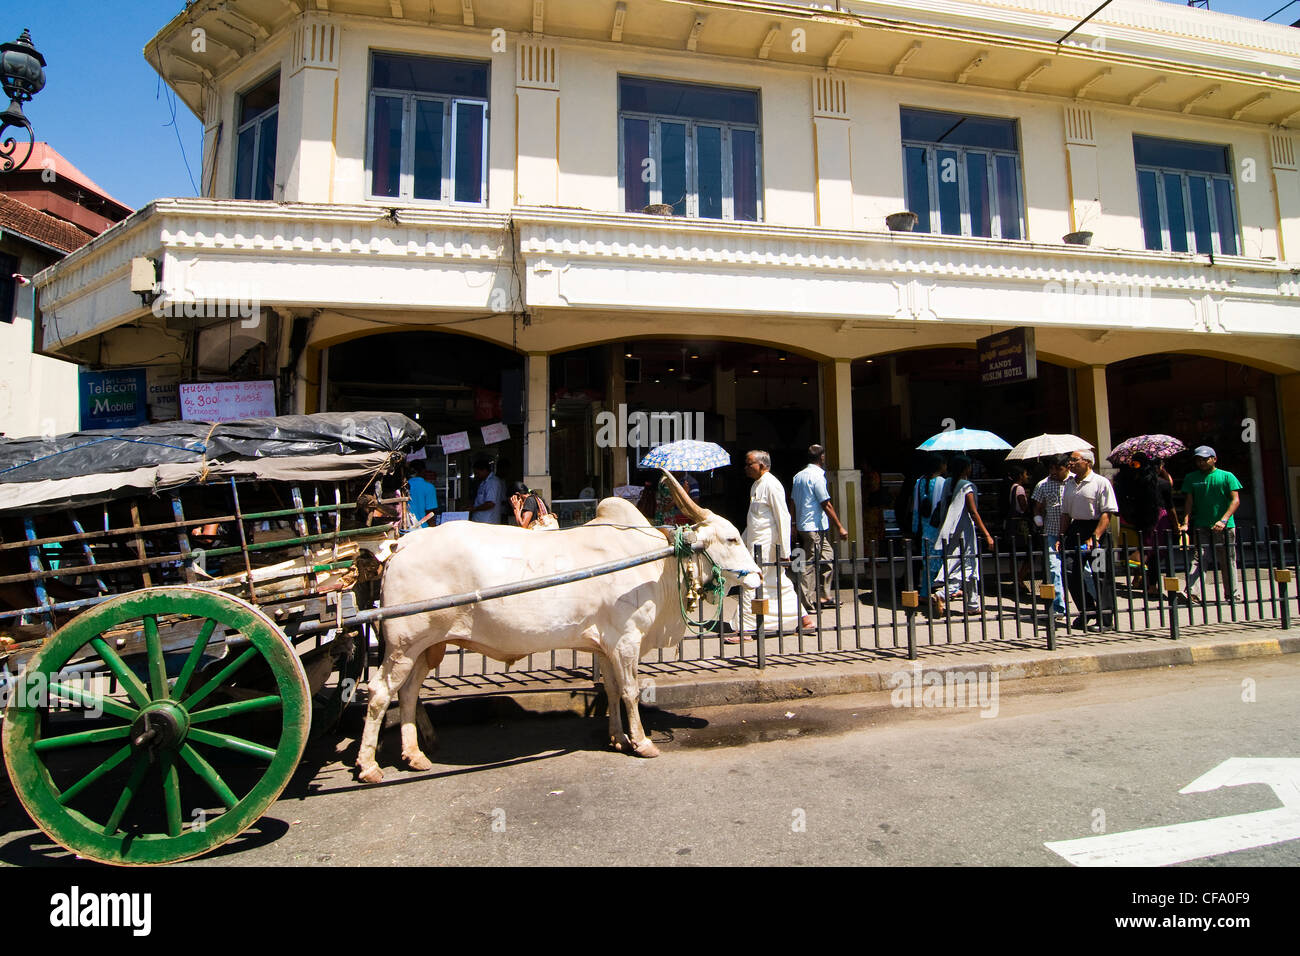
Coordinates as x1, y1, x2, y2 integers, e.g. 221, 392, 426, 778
2, 587, 310, 866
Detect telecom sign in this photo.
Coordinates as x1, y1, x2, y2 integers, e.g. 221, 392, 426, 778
977, 328, 1037, 386
79, 368, 149, 430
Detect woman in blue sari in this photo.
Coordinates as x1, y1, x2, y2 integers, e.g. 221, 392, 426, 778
932, 455, 995, 614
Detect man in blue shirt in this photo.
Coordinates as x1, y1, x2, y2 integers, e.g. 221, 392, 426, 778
470, 457, 505, 524
791, 444, 848, 610
407, 461, 439, 527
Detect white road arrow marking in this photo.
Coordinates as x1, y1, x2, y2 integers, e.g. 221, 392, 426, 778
1045, 758, 1300, 867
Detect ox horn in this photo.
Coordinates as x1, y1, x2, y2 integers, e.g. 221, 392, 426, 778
660, 468, 707, 524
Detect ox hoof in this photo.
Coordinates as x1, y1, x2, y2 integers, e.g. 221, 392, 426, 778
358, 765, 384, 784
633, 739, 661, 759
610, 735, 630, 754
403, 751, 435, 772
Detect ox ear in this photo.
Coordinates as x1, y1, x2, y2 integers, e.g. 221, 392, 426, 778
660, 469, 707, 525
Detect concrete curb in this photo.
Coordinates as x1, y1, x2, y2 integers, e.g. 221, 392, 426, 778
422, 628, 1300, 723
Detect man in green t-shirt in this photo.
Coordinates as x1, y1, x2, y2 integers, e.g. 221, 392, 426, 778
1180, 446, 1242, 604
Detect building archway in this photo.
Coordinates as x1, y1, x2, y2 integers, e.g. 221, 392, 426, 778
1107, 354, 1287, 528
325, 330, 525, 514
548, 340, 822, 521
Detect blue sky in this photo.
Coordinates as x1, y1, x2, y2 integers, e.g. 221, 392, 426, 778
6, 0, 1298, 210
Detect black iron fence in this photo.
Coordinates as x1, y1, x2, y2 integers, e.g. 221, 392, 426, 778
712, 524, 1297, 665
419, 524, 1296, 684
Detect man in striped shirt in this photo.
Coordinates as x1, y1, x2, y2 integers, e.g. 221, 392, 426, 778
1031, 454, 1069, 621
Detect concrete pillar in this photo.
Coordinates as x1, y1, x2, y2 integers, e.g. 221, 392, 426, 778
515, 40, 560, 206
524, 353, 551, 501
282, 15, 341, 203
1075, 365, 1112, 468
811, 76, 853, 229
823, 358, 863, 559
1064, 105, 1101, 238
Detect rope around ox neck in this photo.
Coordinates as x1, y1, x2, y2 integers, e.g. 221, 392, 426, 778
672, 527, 725, 636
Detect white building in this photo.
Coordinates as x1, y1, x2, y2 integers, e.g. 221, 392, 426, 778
32, 0, 1300, 540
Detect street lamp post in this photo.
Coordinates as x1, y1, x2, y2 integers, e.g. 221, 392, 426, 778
1, 29, 46, 173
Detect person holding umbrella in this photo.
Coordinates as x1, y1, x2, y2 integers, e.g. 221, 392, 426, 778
1059, 449, 1118, 631
932, 455, 995, 615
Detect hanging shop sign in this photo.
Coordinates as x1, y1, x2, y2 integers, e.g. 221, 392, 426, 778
977, 328, 1037, 386
79, 368, 148, 430
481, 422, 510, 445
178, 380, 277, 422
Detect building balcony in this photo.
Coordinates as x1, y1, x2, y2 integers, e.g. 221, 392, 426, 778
34, 197, 1300, 366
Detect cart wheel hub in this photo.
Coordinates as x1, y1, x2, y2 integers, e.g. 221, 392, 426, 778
130, 702, 189, 754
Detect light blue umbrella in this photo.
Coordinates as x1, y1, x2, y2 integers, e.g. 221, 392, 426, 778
639, 439, 730, 471
916, 428, 1012, 452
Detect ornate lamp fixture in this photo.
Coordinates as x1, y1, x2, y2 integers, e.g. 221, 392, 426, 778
1, 29, 46, 172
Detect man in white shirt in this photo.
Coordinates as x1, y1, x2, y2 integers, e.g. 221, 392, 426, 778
469, 457, 504, 524
727, 450, 811, 639
1058, 449, 1118, 631
791, 444, 849, 611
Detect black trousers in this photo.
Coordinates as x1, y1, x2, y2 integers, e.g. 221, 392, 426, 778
1063, 519, 1113, 623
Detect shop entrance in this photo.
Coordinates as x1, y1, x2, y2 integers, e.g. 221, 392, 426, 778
325, 331, 524, 513
1107, 355, 1287, 529
549, 341, 822, 521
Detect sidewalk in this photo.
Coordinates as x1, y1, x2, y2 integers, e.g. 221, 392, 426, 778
410, 618, 1300, 722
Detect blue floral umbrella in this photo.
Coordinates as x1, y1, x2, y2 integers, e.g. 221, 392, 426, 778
916, 428, 1012, 452
639, 440, 730, 471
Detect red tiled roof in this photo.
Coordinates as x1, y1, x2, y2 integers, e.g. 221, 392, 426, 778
0, 194, 94, 254
24, 143, 130, 212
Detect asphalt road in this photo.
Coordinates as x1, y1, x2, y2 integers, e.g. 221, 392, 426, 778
2, 656, 1297, 867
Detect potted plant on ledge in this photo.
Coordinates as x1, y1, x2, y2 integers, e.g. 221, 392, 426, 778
885, 211, 919, 232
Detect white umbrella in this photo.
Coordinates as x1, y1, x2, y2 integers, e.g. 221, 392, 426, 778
916, 428, 1012, 452
1004, 433, 1092, 461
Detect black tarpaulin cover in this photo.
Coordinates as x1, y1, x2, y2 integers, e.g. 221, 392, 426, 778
0, 412, 426, 484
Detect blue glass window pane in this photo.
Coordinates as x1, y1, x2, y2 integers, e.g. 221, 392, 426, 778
966, 152, 990, 237
1137, 169, 1163, 250
995, 155, 1021, 240
254, 112, 278, 201
697, 126, 723, 219
413, 100, 444, 201
623, 117, 651, 211
453, 101, 485, 203
620, 77, 759, 125
936, 149, 962, 235
1163, 173, 1189, 252
1133, 135, 1229, 175
234, 125, 256, 200
901, 108, 1017, 151
1188, 175, 1213, 254
1213, 179, 1238, 255
660, 121, 688, 216
371, 96, 404, 198
372, 54, 489, 98
904, 146, 931, 232
732, 128, 758, 221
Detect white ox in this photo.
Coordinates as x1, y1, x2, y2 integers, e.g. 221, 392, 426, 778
357, 471, 760, 783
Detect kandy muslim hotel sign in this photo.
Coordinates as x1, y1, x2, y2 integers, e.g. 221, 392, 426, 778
977, 328, 1037, 386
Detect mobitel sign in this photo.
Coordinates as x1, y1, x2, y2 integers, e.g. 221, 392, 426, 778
79, 368, 148, 429
977, 328, 1037, 386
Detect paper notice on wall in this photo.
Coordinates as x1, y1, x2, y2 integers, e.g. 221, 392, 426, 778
179, 381, 276, 423
481, 422, 510, 445
146, 367, 182, 422
440, 431, 471, 454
